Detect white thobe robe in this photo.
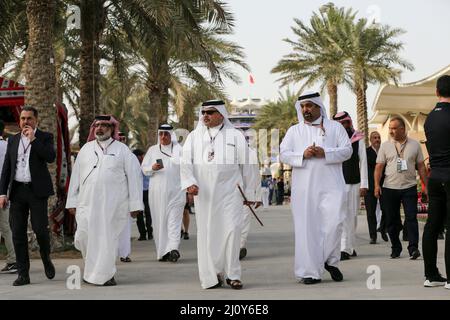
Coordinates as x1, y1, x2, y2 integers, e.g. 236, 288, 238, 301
142, 143, 185, 260
240, 146, 262, 249
280, 119, 352, 280
66, 139, 143, 284
118, 216, 132, 258
181, 124, 257, 289
341, 139, 368, 255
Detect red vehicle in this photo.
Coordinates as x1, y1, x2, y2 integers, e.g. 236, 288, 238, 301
0, 76, 74, 236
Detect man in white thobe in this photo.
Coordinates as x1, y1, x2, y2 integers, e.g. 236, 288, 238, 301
332, 111, 368, 260
142, 124, 185, 262
181, 100, 258, 290
66, 115, 143, 286
280, 92, 352, 285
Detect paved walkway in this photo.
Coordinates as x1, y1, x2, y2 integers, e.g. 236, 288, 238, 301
0, 205, 449, 300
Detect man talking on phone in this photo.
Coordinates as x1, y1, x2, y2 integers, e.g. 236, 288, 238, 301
0, 106, 56, 286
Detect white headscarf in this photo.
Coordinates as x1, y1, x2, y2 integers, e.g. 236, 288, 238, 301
195, 100, 234, 130
157, 124, 178, 145
294, 91, 328, 123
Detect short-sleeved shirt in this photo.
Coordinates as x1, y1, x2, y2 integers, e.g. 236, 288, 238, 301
376, 138, 424, 190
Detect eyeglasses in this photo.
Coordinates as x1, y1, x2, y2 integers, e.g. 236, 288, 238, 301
201, 110, 218, 115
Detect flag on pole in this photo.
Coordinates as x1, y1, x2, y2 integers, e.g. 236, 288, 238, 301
249, 73, 255, 85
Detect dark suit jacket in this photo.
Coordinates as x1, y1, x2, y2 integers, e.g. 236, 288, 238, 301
0, 129, 56, 198
366, 146, 384, 191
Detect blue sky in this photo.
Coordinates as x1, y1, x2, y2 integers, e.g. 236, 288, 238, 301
222, 0, 450, 127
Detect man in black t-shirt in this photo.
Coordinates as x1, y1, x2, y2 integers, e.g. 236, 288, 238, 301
423, 75, 450, 289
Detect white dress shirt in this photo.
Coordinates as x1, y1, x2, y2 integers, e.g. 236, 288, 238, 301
14, 129, 37, 183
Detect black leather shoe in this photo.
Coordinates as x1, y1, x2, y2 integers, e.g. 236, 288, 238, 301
324, 263, 343, 282
340, 251, 350, 261
158, 252, 170, 262
390, 250, 401, 259
169, 250, 180, 262
351, 250, 357, 257
410, 249, 421, 260
370, 238, 377, 244
13, 275, 30, 286
239, 248, 247, 260
138, 235, 146, 241
43, 258, 55, 279
381, 232, 388, 242
148, 233, 153, 240
302, 278, 321, 285
103, 277, 116, 286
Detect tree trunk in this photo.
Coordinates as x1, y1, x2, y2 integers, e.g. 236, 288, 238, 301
160, 84, 170, 124
355, 80, 369, 145
327, 81, 338, 118
78, 0, 104, 147
25, 0, 58, 248
146, 79, 162, 147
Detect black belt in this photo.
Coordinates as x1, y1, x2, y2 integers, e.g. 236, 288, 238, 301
13, 180, 32, 186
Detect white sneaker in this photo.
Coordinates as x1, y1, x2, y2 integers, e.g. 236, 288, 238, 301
445, 282, 450, 290
424, 275, 447, 287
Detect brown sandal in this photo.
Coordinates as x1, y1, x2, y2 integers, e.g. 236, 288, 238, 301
226, 278, 243, 290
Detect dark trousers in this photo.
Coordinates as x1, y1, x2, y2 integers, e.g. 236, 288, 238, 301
268, 189, 274, 205
9, 182, 51, 277
277, 190, 284, 205
136, 190, 152, 237
364, 192, 386, 240
382, 186, 419, 255
422, 179, 450, 278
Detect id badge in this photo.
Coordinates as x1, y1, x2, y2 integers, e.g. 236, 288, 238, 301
397, 158, 407, 172
401, 159, 408, 171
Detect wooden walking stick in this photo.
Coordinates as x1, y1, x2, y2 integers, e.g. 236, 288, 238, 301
237, 184, 264, 227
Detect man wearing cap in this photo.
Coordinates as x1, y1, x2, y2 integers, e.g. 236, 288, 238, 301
280, 92, 352, 285
180, 100, 258, 290
66, 115, 143, 286
142, 124, 185, 263
332, 111, 368, 259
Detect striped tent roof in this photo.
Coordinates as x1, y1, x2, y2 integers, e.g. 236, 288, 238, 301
0, 77, 25, 106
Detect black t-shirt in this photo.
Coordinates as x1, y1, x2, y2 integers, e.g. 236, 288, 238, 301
424, 102, 450, 182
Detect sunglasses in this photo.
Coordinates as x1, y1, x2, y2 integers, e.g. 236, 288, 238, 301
201, 110, 218, 115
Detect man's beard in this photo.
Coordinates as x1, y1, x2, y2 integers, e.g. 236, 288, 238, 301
95, 132, 111, 141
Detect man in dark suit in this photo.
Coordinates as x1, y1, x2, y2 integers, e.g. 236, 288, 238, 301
0, 106, 56, 286
364, 131, 388, 244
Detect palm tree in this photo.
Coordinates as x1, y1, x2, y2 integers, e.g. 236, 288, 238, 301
344, 19, 414, 143
76, 0, 235, 146
24, 0, 58, 245
271, 3, 354, 117
254, 89, 298, 140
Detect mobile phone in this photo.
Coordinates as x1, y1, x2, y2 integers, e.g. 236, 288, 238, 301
156, 159, 164, 168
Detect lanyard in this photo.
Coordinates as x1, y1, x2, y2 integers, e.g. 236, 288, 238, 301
159, 143, 173, 158
20, 137, 31, 156
394, 138, 407, 158
97, 139, 115, 154
207, 124, 225, 146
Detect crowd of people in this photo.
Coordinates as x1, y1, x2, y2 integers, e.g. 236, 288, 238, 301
0, 75, 449, 291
